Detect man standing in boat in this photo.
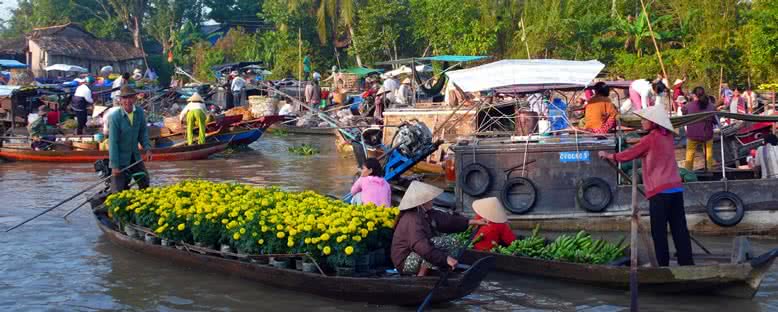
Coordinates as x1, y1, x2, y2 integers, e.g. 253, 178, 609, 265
598, 105, 694, 267
108, 85, 152, 193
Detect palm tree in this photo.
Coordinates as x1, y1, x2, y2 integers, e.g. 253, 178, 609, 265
291, 0, 363, 67
612, 8, 672, 57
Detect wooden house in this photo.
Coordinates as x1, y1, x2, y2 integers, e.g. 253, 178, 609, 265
15, 23, 145, 77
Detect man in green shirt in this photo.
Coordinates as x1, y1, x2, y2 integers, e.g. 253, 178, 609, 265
108, 85, 152, 193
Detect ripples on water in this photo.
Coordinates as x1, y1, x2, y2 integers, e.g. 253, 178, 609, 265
2, 134, 778, 311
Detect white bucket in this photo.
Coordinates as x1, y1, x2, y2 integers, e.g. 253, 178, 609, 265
537, 119, 550, 134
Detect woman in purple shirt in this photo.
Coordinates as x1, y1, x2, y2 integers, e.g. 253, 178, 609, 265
681, 87, 717, 170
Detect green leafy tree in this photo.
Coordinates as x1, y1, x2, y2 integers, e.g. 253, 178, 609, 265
351, 0, 413, 64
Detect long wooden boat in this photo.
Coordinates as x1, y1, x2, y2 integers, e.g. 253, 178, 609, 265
271, 123, 337, 135
156, 129, 264, 148
91, 209, 494, 305
0, 142, 228, 162
461, 239, 778, 299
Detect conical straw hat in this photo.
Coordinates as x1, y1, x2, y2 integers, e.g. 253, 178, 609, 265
472, 197, 508, 223
92, 105, 109, 118
188, 93, 204, 103
634, 105, 676, 134
398, 181, 444, 211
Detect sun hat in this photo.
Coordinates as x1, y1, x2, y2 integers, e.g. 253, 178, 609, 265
472, 197, 508, 223
377, 86, 389, 95
118, 85, 138, 98
402, 78, 411, 84
38, 105, 50, 113
91, 105, 108, 118
634, 105, 676, 133
188, 93, 204, 103
313, 72, 321, 81
673, 79, 684, 86
675, 95, 687, 103
398, 181, 444, 211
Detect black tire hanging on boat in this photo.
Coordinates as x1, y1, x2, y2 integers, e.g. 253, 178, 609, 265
576, 177, 613, 212
500, 177, 537, 214
459, 163, 492, 196
706, 191, 745, 227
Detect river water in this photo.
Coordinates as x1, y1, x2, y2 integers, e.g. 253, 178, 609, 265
2, 134, 778, 311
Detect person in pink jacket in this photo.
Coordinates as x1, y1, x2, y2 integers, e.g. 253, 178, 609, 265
598, 105, 694, 267
350, 158, 392, 207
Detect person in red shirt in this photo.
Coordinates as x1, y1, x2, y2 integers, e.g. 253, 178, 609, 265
598, 105, 694, 267
471, 197, 516, 251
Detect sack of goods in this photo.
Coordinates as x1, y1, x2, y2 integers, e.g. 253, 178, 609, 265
249, 96, 277, 118
225, 107, 253, 121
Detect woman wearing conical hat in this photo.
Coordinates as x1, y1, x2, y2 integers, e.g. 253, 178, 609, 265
598, 105, 694, 267
391, 181, 486, 276
179, 93, 208, 145
471, 197, 517, 252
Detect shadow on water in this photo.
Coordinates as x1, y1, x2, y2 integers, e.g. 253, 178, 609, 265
2, 134, 778, 311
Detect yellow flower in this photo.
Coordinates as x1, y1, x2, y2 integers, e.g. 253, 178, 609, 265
276, 224, 284, 231
323, 246, 331, 255
177, 223, 185, 231
352, 235, 362, 242
304, 237, 311, 244
345, 246, 354, 256
277, 231, 286, 239
221, 219, 229, 225
287, 240, 294, 247
233, 232, 241, 240
239, 228, 246, 234
257, 239, 264, 245
320, 233, 330, 241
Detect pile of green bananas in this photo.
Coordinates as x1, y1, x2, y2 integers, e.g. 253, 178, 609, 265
492, 227, 627, 265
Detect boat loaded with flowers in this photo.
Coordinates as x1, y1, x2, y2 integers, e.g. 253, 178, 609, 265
90, 180, 493, 305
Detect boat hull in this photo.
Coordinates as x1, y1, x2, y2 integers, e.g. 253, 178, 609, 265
93, 212, 494, 305
0, 142, 228, 162
461, 249, 778, 299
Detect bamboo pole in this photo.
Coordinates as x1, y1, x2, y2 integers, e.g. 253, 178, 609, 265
639, 0, 670, 114
629, 159, 640, 311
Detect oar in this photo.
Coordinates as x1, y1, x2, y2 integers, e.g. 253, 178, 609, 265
417, 225, 480, 312
4, 159, 143, 232
604, 159, 712, 255
62, 172, 146, 220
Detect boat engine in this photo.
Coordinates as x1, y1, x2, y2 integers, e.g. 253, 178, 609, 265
391, 120, 433, 157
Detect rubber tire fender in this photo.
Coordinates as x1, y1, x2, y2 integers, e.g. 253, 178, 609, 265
499, 177, 537, 214
706, 191, 745, 227
459, 163, 492, 196
576, 177, 613, 212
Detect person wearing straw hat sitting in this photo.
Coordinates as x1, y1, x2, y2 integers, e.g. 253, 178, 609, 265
108, 85, 152, 193
179, 93, 208, 145
27, 105, 53, 150
391, 181, 487, 276
471, 197, 517, 252
598, 105, 694, 267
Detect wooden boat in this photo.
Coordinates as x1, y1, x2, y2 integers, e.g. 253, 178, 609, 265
0, 142, 228, 162
461, 238, 778, 299
91, 209, 495, 305
271, 123, 337, 135
156, 128, 264, 148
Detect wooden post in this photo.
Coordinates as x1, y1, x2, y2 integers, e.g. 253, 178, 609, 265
629, 159, 639, 311
718, 67, 724, 104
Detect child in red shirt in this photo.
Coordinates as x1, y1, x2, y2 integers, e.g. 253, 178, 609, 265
471, 197, 516, 251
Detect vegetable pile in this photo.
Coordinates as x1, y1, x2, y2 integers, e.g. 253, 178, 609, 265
105, 180, 398, 267
491, 226, 627, 264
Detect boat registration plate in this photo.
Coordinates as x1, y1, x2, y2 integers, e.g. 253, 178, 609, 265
559, 151, 590, 163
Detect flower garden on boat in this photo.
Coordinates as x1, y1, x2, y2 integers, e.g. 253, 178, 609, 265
105, 180, 398, 266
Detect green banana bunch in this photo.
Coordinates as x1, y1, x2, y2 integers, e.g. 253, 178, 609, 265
491, 226, 629, 265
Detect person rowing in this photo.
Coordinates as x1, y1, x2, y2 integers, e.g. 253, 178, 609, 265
598, 105, 694, 267
108, 85, 152, 193
391, 181, 486, 276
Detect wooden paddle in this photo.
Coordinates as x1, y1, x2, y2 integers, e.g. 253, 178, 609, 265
629, 160, 639, 311
4, 159, 144, 232
417, 225, 480, 312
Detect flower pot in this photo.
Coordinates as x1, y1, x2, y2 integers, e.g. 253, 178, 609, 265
302, 262, 318, 273
194, 242, 209, 254
220, 244, 234, 258
161, 239, 172, 247
123, 224, 138, 239
144, 233, 160, 245
335, 266, 354, 277
295, 259, 304, 271
252, 257, 270, 265
354, 255, 370, 273
269, 257, 290, 269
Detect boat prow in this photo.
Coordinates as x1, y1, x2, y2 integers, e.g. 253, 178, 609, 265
92, 209, 494, 305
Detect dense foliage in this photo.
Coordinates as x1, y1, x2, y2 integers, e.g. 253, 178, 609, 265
1, 0, 777, 88
106, 180, 398, 265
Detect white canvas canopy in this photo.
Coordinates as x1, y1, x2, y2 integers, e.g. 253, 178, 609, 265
381, 65, 432, 79
44, 64, 88, 73
445, 59, 605, 92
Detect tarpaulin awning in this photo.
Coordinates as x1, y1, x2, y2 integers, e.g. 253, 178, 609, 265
44, 64, 87, 72
0, 85, 21, 97
210, 61, 263, 73
0, 59, 27, 68
495, 80, 632, 94
341, 67, 383, 78
417, 55, 489, 62
446, 59, 605, 93
375, 55, 489, 65
620, 111, 778, 129
381, 65, 431, 79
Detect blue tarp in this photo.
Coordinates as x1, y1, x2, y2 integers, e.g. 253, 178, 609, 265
417, 55, 489, 62
0, 59, 27, 68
